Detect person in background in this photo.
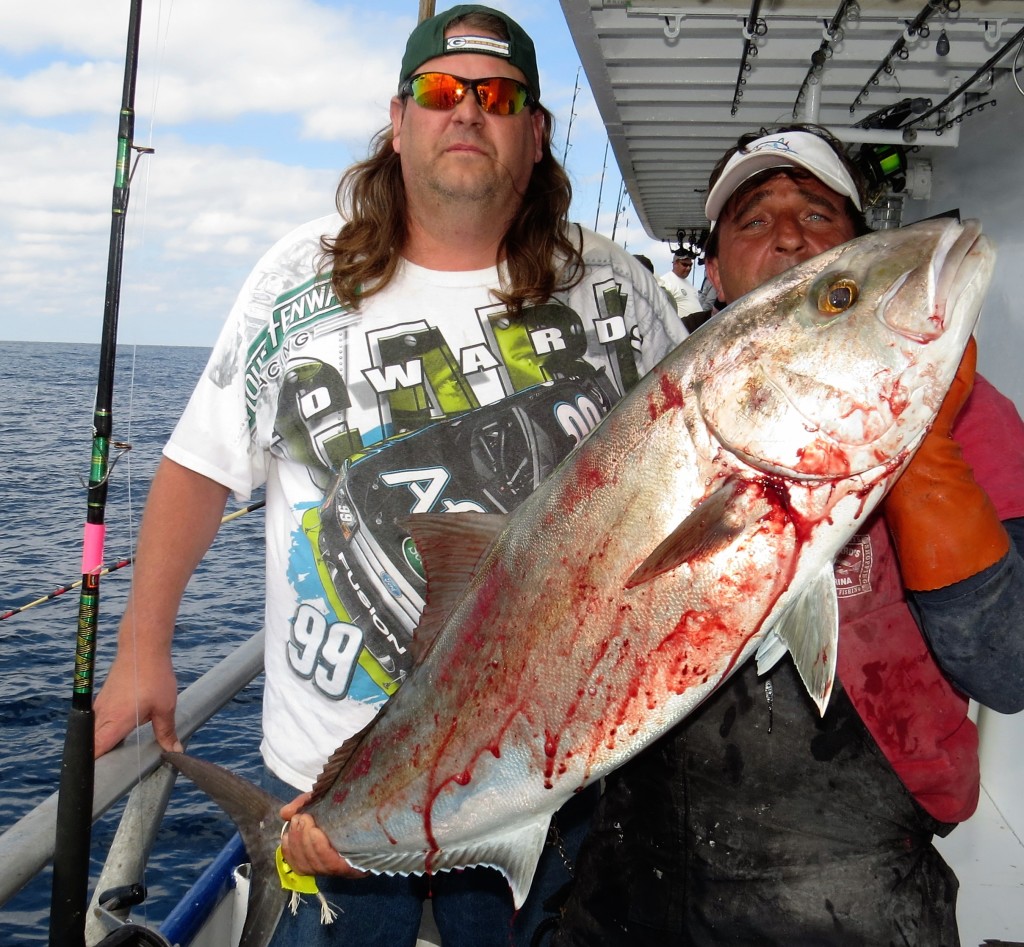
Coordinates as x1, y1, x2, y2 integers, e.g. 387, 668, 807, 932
92, 5, 682, 945
658, 246, 703, 328
636, 253, 682, 321
552, 124, 1024, 945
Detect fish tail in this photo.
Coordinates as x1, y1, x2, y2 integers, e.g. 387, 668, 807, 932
164, 750, 288, 947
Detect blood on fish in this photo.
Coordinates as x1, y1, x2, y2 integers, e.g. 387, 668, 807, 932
543, 731, 562, 784
884, 382, 911, 418
377, 820, 399, 847
646, 371, 686, 420
796, 438, 851, 476
349, 740, 380, 779
557, 451, 614, 516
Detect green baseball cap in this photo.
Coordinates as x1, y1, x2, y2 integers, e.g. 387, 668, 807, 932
399, 5, 541, 101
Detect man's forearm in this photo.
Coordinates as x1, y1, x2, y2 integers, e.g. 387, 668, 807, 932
909, 517, 1024, 714
116, 456, 232, 653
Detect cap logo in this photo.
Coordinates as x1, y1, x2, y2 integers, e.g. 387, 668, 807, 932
749, 137, 797, 156
445, 35, 511, 58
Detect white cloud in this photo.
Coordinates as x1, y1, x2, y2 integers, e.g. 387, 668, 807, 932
0, 0, 640, 345
1, 0, 406, 135
0, 1, 128, 56
0, 120, 341, 343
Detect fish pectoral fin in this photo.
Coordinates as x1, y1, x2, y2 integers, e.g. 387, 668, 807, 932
754, 628, 789, 676
399, 512, 508, 662
348, 812, 551, 910
626, 479, 760, 589
756, 565, 838, 715
481, 812, 552, 909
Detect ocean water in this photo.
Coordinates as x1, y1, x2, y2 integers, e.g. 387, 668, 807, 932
0, 341, 267, 943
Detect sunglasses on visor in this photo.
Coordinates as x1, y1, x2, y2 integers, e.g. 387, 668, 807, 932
401, 72, 536, 116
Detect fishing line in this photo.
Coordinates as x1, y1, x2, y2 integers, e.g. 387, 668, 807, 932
119, 342, 155, 933
121, 0, 171, 836
128, 0, 172, 253
1013, 32, 1024, 98
123, 345, 147, 770
144, 0, 172, 145
101, 4, 162, 891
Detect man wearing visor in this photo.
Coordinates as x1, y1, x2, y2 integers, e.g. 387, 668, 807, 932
93, 5, 682, 946
553, 126, 1024, 945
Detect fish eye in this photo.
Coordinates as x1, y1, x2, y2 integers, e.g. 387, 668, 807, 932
817, 277, 859, 315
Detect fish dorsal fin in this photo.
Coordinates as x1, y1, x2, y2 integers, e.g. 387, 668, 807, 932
626, 479, 760, 589
755, 563, 838, 715
399, 512, 508, 661
347, 811, 551, 909
307, 513, 508, 805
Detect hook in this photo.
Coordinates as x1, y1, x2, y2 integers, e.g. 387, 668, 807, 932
983, 19, 1005, 44
663, 14, 684, 40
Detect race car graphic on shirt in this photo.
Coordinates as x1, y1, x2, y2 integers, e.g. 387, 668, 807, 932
312, 372, 618, 694
264, 280, 644, 703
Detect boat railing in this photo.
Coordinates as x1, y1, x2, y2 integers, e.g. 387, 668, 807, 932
0, 628, 265, 939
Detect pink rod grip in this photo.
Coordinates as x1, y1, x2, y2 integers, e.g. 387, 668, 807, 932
81, 523, 106, 575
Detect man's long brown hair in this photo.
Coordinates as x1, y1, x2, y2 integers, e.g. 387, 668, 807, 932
320, 12, 585, 317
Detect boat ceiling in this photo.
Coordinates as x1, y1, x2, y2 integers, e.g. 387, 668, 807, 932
560, 0, 1024, 247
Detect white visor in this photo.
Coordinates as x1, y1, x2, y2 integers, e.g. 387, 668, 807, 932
705, 130, 862, 226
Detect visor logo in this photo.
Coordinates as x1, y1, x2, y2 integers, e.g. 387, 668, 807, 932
750, 137, 794, 155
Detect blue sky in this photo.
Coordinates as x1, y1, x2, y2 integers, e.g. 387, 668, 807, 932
0, 0, 678, 347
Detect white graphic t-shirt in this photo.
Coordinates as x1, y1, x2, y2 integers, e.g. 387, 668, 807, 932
166, 214, 685, 789
659, 270, 703, 319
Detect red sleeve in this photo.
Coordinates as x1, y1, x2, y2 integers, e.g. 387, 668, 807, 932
953, 374, 1024, 521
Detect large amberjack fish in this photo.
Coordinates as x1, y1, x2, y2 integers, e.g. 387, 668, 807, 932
166, 217, 994, 947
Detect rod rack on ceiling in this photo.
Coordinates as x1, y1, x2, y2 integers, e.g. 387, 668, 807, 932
850, 0, 960, 113
731, 0, 766, 115
904, 21, 1024, 132
793, 0, 860, 119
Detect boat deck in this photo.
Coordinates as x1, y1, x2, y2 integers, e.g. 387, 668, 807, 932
936, 783, 1024, 946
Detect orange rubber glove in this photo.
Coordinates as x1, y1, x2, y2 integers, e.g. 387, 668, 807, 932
884, 337, 1010, 591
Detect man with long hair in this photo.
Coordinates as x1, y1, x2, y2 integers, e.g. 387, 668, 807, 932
93, 6, 683, 945
553, 125, 1024, 945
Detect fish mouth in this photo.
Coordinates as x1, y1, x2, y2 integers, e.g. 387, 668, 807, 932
877, 218, 989, 343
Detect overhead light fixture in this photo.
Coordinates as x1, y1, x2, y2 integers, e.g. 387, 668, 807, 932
936, 29, 950, 56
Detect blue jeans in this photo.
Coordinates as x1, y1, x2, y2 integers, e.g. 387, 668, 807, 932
262, 768, 597, 947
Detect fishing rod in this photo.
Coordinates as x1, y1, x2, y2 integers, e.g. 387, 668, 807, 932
594, 140, 609, 232
49, 1, 147, 944
2, 559, 133, 624
1, 501, 266, 623
561, 67, 581, 165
